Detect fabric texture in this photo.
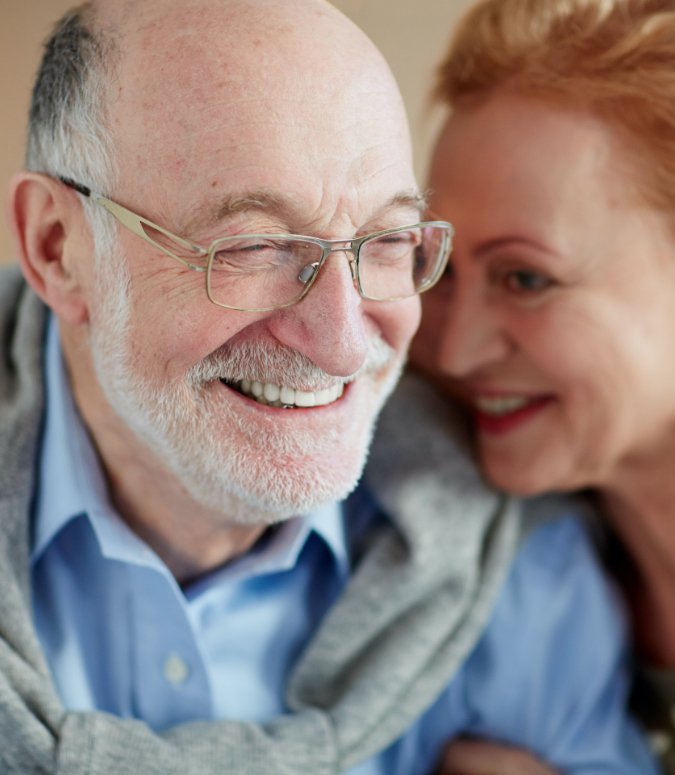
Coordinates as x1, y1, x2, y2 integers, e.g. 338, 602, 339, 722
0, 266, 530, 774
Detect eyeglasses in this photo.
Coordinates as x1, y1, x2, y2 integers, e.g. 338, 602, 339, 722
59, 176, 453, 313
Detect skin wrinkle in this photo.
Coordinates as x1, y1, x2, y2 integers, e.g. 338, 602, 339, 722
181, 189, 425, 241
110, 133, 419, 244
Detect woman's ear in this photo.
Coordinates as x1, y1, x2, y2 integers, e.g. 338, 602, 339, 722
6, 172, 93, 325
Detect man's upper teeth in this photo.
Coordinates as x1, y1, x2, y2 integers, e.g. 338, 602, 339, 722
238, 379, 344, 408
475, 395, 530, 416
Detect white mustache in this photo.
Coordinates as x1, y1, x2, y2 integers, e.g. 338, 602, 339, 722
186, 337, 395, 390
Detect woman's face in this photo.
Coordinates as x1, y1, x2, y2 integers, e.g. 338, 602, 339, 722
411, 91, 675, 495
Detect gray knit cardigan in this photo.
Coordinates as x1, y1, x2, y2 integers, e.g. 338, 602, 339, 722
0, 266, 525, 774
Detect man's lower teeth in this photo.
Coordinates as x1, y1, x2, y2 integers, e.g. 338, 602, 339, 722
255, 397, 293, 408
231, 379, 344, 407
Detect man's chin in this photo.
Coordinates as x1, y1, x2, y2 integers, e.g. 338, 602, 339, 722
179, 440, 370, 526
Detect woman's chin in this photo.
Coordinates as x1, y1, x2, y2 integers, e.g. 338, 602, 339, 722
481, 460, 562, 498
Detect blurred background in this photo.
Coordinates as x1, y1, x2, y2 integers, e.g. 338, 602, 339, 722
1, 0, 472, 264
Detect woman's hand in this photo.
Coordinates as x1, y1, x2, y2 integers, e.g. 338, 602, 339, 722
439, 738, 559, 775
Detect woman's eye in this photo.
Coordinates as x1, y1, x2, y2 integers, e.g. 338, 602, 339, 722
503, 269, 552, 293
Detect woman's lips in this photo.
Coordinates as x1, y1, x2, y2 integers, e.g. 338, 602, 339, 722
471, 394, 555, 434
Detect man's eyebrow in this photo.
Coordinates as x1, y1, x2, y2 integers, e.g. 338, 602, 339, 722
181, 191, 289, 234
183, 189, 428, 234
214, 191, 293, 222
384, 191, 428, 217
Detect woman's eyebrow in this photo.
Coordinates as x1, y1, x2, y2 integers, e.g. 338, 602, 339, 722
473, 235, 559, 259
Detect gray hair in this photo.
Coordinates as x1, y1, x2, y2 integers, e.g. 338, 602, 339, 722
27, 3, 119, 260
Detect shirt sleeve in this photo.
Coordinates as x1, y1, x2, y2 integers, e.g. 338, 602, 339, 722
460, 515, 660, 774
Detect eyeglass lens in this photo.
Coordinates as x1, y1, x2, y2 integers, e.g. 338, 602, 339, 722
206, 225, 447, 310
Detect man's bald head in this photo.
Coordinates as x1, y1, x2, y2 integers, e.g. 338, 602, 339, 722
27, 0, 409, 204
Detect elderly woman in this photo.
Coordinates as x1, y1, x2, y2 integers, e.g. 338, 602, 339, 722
411, 0, 675, 773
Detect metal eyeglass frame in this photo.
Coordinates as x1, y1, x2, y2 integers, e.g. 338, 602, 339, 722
58, 176, 454, 313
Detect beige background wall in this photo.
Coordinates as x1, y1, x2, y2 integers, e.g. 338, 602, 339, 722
1, 0, 471, 265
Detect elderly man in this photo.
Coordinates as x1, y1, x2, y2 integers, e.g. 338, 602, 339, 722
0, 0, 658, 773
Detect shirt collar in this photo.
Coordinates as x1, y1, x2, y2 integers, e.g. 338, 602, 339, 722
195, 503, 350, 591
32, 316, 350, 582
31, 316, 117, 563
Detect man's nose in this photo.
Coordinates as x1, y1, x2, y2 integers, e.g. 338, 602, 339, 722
437, 290, 512, 379
268, 251, 369, 377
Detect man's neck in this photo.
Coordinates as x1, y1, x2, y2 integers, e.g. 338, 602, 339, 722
105, 456, 268, 582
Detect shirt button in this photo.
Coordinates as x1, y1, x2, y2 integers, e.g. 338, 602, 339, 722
163, 654, 190, 685
649, 730, 673, 756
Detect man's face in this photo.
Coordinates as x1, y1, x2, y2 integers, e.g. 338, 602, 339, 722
83, 0, 420, 524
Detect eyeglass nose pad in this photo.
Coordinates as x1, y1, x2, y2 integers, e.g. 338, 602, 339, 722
298, 262, 320, 285
346, 255, 358, 282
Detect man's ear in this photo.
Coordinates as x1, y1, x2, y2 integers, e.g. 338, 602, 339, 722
6, 172, 92, 325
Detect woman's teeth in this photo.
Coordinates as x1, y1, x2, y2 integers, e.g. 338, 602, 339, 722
474, 395, 531, 416
229, 379, 345, 408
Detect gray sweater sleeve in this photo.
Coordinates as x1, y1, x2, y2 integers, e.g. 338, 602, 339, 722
0, 636, 336, 774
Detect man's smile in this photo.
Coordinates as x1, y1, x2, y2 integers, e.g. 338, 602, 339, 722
222, 378, 346, 408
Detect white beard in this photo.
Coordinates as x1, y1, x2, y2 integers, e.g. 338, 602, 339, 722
88, 258, 402, 526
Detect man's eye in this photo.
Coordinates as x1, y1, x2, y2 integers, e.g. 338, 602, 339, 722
503, 269, 552, 293
378, 235, 411, 245
213, 241, 290, 270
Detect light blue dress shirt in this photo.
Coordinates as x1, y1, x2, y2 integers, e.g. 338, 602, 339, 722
32, 319, 658, 775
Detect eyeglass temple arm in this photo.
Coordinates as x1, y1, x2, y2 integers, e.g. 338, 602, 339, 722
59, 176, 92, 197
58, 176, 208, 264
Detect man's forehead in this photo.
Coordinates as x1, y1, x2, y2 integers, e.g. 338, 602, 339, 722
105, 0, 405, 152
103, 0, 376, 81
110, 86, 414, 207
99, 0, 414, 233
